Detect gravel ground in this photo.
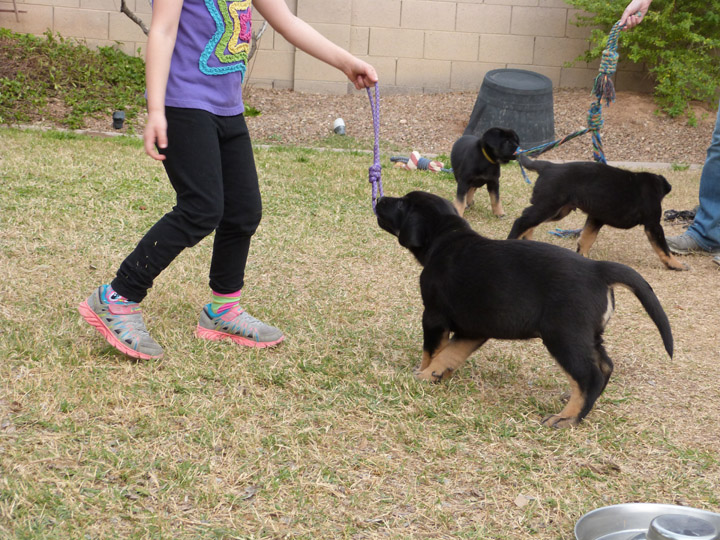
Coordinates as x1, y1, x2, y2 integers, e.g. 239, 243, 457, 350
49, 86, 715, 167
243, 86, 716, 166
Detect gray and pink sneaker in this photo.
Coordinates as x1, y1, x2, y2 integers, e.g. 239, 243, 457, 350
196, 304, 284, 348
78, 285, 164, 360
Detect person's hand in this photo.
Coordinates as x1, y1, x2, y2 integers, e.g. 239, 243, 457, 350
346, 59, 378, 90
620, 0, 653, 29
143, 110, 168, 161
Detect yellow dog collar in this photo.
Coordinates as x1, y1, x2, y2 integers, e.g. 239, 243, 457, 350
482, 146, 496, 164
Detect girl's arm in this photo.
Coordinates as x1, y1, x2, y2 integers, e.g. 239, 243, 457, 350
252, 0, 377, 89
143, 0, 183, 160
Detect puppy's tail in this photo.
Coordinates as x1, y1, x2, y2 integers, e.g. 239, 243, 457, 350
516, 153, 552, 172
599, 261, 674, 358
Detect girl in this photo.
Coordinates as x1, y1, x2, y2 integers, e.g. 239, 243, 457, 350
78, 0, 378, 359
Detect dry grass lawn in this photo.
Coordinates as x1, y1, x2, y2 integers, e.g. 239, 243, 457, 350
1, 127, 718, 539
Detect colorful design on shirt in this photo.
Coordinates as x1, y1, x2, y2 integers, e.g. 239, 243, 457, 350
200, 0, 252, 77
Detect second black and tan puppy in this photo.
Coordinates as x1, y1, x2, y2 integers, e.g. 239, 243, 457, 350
376, 191, 673, 427
450, 127, 520, 217
508, 155, 687, 270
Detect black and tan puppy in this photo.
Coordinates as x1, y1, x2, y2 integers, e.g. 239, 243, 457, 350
508, 155, 686, 270
450, 127, 520, 217
376, 191, 673, 427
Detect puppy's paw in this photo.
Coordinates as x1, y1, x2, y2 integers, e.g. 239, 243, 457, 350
541, 414, 579, 429
415, 367, 451, 383
668, 261, 690, 271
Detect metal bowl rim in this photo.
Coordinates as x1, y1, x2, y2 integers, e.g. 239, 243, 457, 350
575, 503, 720, 540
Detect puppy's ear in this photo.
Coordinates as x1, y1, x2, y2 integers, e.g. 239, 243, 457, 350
398, 214, 426, 250
482, 128, 502, 148
659, 175, 672, 195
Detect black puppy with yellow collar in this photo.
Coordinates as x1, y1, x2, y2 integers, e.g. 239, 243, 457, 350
450, 127, 520, 217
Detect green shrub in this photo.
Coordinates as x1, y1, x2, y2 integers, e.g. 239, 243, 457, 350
0, 29, 146, 129
566, 0, 720, 120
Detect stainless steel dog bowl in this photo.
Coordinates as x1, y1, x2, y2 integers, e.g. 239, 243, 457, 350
575, 504, 720, 540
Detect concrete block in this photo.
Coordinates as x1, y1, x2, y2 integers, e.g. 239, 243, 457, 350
450, 60, 506, 91
559, 66, 596, 88
424, 31, 478, 62
295, 51, 346, 82
109, 11, 148, 42
54, 7, 109, 39
297, 0, 351, 24
479, 34, 534, 64
456, 3, 512, 34
30, 0, 79, 7
294, 80, 352, 94
251, 13, 286, 51
486, 0, 539, 7
566, 10, 594, 39
511, 7, 567, 37
401, 0, 455, 31
271, 29, 296, 51
82, 0, 119, 10
250, 49, 295, 80
396, 58, 451, 89
369, 27, 424, 58
136, 0, 152, 15
350, 26, 369, 55
255, 25, 274, 50
304, 22, 350, 49
351, 0, 401, 27
0, 3, 53, 34
245, 79, 293, 90
361, 55, 398, 85
533, 36, 589, 66
245, 79, 275, 90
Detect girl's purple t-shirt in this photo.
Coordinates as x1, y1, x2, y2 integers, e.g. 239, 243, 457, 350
164, 0, 252, 116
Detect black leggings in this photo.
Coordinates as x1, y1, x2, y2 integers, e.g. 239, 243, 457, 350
112, 107, 262, 303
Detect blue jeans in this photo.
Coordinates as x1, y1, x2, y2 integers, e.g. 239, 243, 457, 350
686, 99, 720, 251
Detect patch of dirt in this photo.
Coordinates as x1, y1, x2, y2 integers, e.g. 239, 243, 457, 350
72, 87, 715, 166
241, 87, 715, 165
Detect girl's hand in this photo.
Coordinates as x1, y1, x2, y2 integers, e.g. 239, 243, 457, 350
620, 0, 653, 29
143, 111, 168, 161
346, 59, 379, 90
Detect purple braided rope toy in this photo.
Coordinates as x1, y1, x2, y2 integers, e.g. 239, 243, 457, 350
367, 83, 383, 213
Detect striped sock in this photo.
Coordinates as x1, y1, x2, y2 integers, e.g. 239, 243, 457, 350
209, 289, 242, 316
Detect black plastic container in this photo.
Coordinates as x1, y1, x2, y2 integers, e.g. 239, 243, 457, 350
464, 68, 554, 149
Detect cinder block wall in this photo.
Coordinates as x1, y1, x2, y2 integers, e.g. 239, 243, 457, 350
0, 0, 652, 94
